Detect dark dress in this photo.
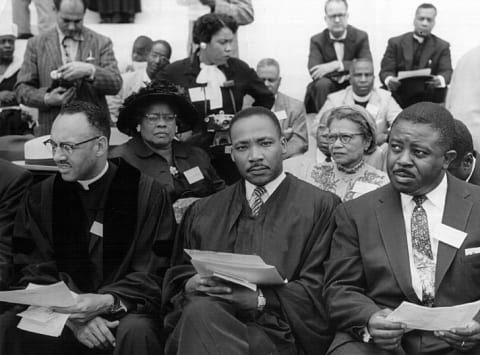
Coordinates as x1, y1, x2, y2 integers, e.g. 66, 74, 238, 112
87, 0, 141, 23
162, 54, 275, 184
0, 71, 31, 136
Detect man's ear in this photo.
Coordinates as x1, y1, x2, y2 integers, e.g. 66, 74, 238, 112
444, 150, 457, 168
463, 152, 474, 169
96, 136, 109, 157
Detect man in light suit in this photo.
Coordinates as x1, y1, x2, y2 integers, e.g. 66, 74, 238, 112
15, 0, 122, 136
324, 102, 480, 354
317, 59, 401, 146
256, 58, 308, 158
304, 0, 371, 113
379, 3, 452, 108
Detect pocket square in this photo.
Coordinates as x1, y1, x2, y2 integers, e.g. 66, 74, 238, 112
465, 247, 480, 256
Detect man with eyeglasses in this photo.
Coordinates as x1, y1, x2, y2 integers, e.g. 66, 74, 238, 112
108, 40, 173, 121
304, 0, 372, 114
15, 0, 122, 136
0, 101, 175, 354
316, 59, 401, 146
380, 3, 452, 108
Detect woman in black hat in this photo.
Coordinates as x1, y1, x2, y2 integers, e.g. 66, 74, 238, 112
110, 80, 225, 221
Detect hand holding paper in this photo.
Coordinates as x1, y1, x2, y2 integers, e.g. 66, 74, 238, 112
367, 308, 406, 350
434, 320, 480, 352
52, 293, 114, 322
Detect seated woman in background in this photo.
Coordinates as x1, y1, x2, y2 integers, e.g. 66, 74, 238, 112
310, 105, 388, 202
110, 80, 225, 221
162, 12, 274, 183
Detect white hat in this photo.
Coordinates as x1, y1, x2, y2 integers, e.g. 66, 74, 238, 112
0, 24, 18, 37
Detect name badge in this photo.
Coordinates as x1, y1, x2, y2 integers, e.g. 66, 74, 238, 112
90, 221, 103, 238
188, 87, 205, 102
224, 145, 232, 154
274, 110, 288, 121
435, 223, 467, 249
183, 166, 204, 184
351, 181, 378, 194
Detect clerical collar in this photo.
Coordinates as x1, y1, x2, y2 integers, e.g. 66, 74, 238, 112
413, 33, 426, 44
245, 172, 286, 203
466, 156, 477, 183
329, 31, 347, 41
352, 90, 372, 103
78, 162, 109, 191
337, 159, 364, 174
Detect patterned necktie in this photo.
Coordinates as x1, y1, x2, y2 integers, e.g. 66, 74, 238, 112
411, 195, 435, 306
250, 186, 267, 216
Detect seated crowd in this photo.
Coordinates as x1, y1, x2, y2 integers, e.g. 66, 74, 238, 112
1, 0, 480, 354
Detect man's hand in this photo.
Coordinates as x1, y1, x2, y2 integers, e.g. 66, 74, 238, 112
44, 87, 76, 107
53, 293, 114, 322
207, 285, 259, 311
434, 320, 480, 352
0, 90, 16, 105
367, 308, 406, 350
309, 61, 341, 80
68, 317, 119, 350
387, 77, 401, 91
425, 76, 442, 88
185, 274, 232, 294
58, 62, 95, 81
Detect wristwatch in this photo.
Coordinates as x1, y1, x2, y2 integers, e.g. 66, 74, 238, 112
108, 294, 125, 314
257, 288, 266, 311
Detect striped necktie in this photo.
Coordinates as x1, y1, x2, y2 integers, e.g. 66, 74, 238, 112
251, 186, 267, 216
411, 195, 435, 306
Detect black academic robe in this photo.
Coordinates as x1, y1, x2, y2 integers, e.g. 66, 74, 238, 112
163, 174, 341, 355
12, 159, 175, 313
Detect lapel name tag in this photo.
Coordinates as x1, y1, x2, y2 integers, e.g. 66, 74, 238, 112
274, 110, 287, 121
188, 87, 205, 102
90, 221, 103, 238
183, 166, 204, 184
465, 247, 480, 256
434, 223, 467, 249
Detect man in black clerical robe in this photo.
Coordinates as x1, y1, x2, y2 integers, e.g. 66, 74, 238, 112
0, 101, 175, 355
162, 106, 341, 355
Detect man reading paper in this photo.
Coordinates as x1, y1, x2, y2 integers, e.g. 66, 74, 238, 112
323, 102, 480, 354
162, 106, 340, 355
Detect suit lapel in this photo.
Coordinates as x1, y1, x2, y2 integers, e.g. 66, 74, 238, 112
376, 186, 420, 303
45, 32, 63, 69
402, 34, 414, 70
435, 176, 472, 291
344, 26, 356, 60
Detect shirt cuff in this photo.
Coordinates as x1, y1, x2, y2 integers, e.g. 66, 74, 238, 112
385, 76, 394, 89
88, 64, 96, 81
360, 326, 373, 343
435, 75, 446, 88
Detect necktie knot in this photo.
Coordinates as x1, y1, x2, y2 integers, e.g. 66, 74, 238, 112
413, 195, 427, 207
251, 186, 267, 216
253, 186, 266, 198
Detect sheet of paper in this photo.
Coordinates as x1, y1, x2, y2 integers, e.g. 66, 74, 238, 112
386, 301, 480, 331
17, 306, 70, 337
434, 223, 467, 249
185, 249, 286, 288
0, 281, 75, 307
274, 110, 288, 121
398, 68, 433, 80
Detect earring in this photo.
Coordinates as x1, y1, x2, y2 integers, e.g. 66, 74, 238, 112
200, 42, 207, 49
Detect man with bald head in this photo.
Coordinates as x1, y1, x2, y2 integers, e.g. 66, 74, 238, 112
15, 0, 122, 135
0, 101, 174, 354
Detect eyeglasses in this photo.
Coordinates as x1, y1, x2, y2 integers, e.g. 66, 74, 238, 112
143, 113, 177, 124
43, 136, 101, 155
326, 133, 364, 144
326, 13, 347, 20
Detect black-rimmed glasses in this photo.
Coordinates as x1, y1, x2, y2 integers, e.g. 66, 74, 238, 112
43, 136, 101, 155
326, 133, 364, 145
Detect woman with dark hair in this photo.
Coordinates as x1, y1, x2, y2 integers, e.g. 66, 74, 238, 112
162, 12, 274, 183
310, 105, 388, 201
110, 80, 225, 221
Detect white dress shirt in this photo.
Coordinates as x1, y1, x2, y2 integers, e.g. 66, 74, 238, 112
245, 172, 286, 206
400, 173, 448, 300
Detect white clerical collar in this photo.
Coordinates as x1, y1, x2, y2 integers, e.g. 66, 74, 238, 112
413, 33, 425, 44
352, 90, 372, 103
78, 162, 109, 191
329, 30, 347, 41
466, 156, 477, 183
245, 172, 286, 203
400, 173, 447, 209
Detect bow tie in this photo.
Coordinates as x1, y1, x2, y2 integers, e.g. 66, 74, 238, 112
332, 38, 345, 43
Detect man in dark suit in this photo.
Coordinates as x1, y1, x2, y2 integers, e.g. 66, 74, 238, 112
0, 160, 31, 291
304, 0, 371, 113
324, 102, 480, 354
15, 0, 122, 136
448, 119, 480, 186
379, 3, 452, 108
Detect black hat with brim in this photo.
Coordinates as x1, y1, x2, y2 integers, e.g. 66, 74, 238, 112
117, 80, 199, 136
